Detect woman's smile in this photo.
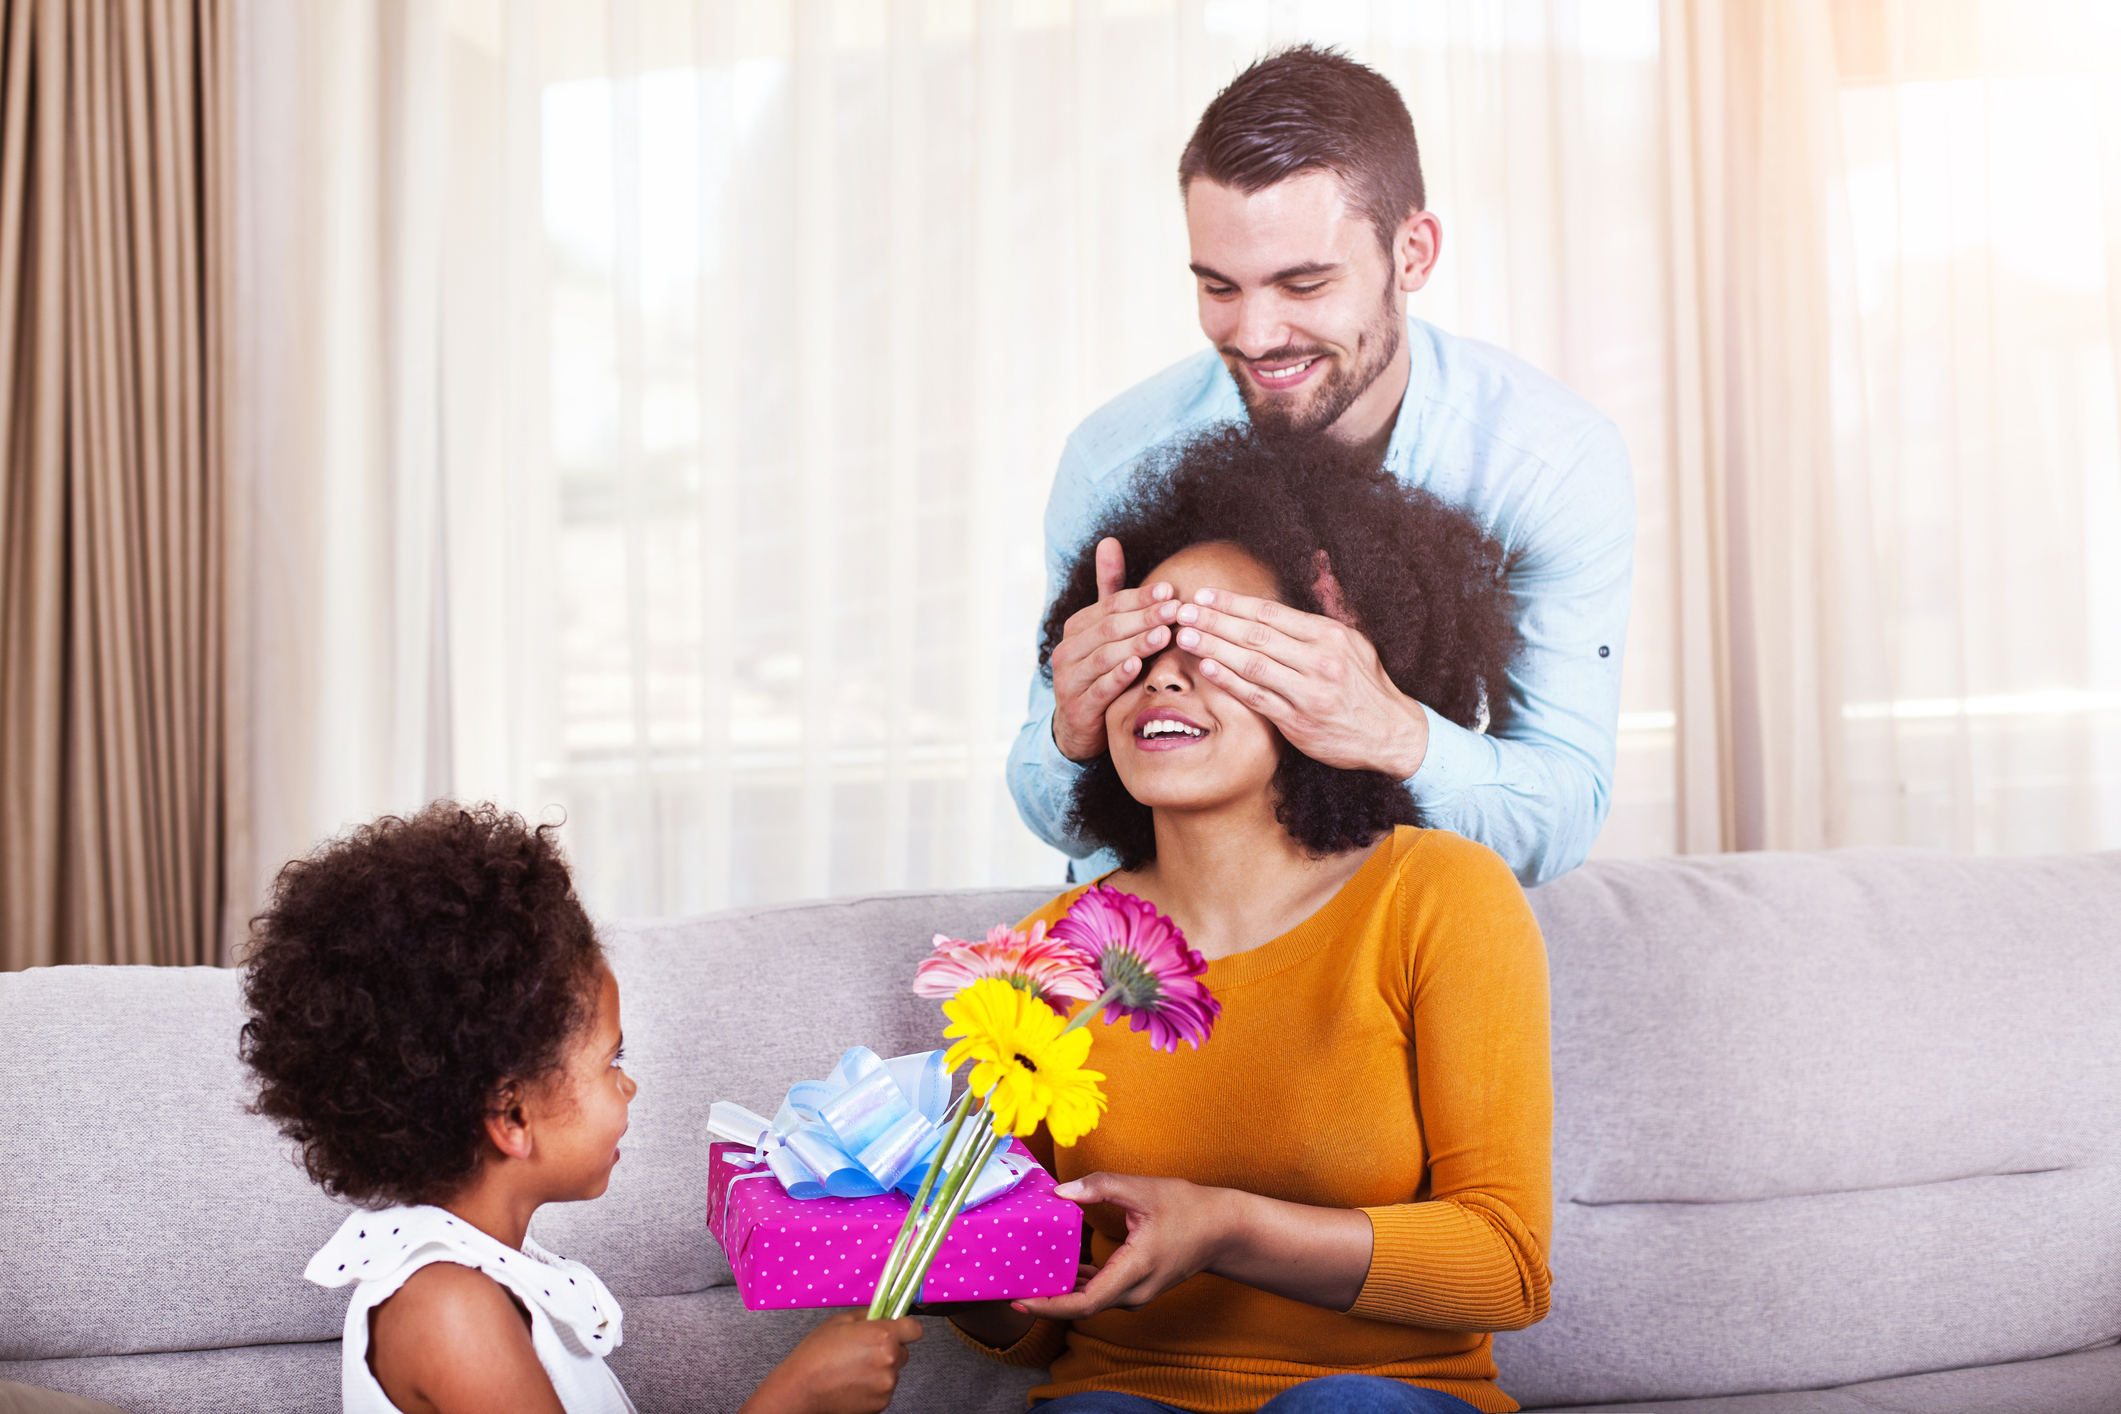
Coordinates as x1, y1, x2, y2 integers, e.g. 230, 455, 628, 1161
1133, 706, 1209, 750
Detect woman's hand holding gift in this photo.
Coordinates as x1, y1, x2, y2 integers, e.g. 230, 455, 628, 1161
1019, 1172, 1375, 1319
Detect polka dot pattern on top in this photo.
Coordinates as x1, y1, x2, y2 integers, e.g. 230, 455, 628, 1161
305, 1205, 637, 1414
706, 1140, 1081, 1310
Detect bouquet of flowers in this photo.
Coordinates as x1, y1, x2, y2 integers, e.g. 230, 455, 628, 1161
863, 886, 1221, 1319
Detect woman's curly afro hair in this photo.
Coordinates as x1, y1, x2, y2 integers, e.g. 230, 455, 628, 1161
1039, 424, 1519, 869
239, 802, 604, 1209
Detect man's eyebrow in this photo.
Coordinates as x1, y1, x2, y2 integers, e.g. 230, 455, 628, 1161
1187, 260, 1344, 286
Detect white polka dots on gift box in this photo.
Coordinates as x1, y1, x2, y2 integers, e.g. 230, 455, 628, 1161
705, 1139, 1081, 1310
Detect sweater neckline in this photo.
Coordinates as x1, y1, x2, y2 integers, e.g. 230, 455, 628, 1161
1091, 827, 1417, 992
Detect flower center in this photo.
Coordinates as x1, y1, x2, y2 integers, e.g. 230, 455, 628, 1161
1013, 1052, 1038, 1072
1102, 946, 1164, 1009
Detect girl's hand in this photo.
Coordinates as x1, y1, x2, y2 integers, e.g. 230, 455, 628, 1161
1016, 1171, 1374, 1320
740, 1312, 924, 1414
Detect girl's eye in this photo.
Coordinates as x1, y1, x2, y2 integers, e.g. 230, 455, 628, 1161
612, 1047, 626, 1066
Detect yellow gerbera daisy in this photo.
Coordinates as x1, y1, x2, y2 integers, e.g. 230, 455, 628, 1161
942, 977, 1108, 1146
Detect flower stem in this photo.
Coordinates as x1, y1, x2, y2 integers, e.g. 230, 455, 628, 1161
865, 1087, 973, 1320
883, 1118, 1006, 1318
1061, 984, 1125, 1037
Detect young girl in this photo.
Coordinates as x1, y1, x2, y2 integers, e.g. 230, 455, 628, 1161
951, 427, 1551, 1414
240, 804, 923, 1414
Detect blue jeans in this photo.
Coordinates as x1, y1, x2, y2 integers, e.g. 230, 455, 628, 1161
1035, 1375, 1481, 1414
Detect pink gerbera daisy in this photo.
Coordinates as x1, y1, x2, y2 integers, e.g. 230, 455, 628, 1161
913, 920, 1102, 1014
1050, 886, 1221, 1052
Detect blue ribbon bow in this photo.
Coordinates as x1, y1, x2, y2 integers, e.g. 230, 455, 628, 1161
711, 1046, 1034, 1209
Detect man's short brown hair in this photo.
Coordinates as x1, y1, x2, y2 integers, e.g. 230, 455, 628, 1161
1178, 44, 1425, 255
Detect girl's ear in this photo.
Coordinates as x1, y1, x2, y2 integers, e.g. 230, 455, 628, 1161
483, 1079, 535, 1161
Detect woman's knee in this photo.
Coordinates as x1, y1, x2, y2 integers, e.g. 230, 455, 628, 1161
1257, 1374, 1480, 1414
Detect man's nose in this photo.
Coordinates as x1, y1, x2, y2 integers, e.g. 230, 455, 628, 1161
1231, 293, 1292, 359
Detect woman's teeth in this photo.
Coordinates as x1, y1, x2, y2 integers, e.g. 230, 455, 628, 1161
1139, 720, 1203, 738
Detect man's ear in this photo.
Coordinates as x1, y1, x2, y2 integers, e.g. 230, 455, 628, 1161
483, 1079, 535, 1162
1394, 209, 1442, 294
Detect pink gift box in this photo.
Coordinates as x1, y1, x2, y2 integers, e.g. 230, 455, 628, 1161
706, 1140, 1082, 1310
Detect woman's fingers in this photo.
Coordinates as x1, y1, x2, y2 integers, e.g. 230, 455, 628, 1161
1020, 1172, 1225, 1318
1015, 1242, 1153, 1319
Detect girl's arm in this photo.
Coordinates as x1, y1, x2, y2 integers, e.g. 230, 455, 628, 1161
370, 1262, 566, 1414
740, 1312, 926, 1414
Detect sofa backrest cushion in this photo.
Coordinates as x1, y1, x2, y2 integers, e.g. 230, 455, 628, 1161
0, 963, 350, 1360
0, 885, 1054, 1361
1497, 848, 2121, 1408
528, 886, 1055, 1297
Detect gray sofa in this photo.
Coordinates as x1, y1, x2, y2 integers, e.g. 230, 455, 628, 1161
3, 849, 2117, 1413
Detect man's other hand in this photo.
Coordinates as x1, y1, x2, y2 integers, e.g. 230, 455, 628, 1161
1172, 586, 1432, 781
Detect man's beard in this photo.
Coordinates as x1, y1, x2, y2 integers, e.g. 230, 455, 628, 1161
1232, 298, 1402, 444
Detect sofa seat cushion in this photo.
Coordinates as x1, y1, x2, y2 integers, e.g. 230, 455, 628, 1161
1526, 1341, 2121, 1413
0, 1343, 337, 1414
1500, 849, 2121, 1408
0, 1293, 1048, 1414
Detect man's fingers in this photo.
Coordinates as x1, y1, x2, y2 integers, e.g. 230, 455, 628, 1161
1060, 583, 1177, 643
1183, 586, 1326, 642
1087, 604, 1176, 653
1175, 601, 1307, 658
1095, 537, 1126, 601
887, 1317, 925, 1344
1178, 629, 1309, 707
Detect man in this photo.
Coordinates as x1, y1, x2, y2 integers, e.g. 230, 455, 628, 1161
1006, 45, 1634, 887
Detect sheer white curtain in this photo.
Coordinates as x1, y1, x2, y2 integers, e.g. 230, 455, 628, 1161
1663, 0, 2121, 855
226, 0, 2121, 933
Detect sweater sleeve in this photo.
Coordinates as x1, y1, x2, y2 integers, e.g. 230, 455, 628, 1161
1349, 839, 1554, 1330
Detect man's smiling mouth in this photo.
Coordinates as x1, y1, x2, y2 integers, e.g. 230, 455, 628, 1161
1250, 357, 1319, 388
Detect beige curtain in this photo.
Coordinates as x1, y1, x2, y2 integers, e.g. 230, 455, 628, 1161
0, 0, 231, 969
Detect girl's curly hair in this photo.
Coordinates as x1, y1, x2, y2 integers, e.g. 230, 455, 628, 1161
1039, 424, 1519, 869
239, 802, 604, 1208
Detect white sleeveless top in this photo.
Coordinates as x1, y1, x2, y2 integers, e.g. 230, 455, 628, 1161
305, 1205, 637, 1414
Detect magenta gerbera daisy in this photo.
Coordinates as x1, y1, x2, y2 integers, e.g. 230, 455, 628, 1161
912, 921, 1102, 1014
1049, 886, 1221, 1052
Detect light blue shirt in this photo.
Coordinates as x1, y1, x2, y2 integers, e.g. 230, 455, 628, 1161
1006, 316, 1635, 886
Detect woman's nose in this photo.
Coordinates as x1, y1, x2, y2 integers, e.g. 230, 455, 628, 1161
1143, 648, 1191, 692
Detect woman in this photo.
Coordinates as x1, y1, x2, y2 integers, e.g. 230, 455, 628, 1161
951, 427, 1552, 1414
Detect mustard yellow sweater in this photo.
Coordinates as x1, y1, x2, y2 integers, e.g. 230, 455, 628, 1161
957, 827, 1553, 1413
